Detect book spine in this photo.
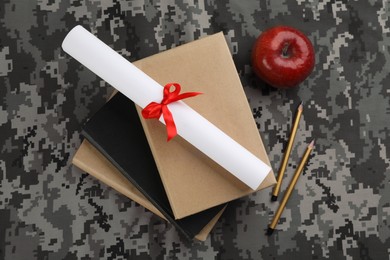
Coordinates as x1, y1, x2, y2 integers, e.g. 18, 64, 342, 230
71, 142, 167, 220
81, 131, 194, 240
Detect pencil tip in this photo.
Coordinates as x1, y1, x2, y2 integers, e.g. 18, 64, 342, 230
298, 102, 303, 111
309, 140, 315, 148
271, 195, 278, 202
266, 227, 274, 236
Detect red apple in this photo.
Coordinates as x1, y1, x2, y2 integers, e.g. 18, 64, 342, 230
252, 26, 315, 89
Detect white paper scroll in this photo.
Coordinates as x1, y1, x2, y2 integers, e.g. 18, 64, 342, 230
62, 25, 271, 190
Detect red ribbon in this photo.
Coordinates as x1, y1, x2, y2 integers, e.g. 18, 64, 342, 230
141, 83, 202, 141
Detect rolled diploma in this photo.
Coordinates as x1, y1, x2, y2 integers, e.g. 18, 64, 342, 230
62, 25, 271, 190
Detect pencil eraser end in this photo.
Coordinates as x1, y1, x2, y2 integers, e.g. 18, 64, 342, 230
271, 195, 278, 201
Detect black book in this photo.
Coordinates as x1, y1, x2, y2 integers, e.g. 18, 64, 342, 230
82, 92, 225, 240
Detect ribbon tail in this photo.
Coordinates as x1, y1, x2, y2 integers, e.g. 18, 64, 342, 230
170, 92, 203, 102
142, 83, 201, 142
162, 106, 177, 141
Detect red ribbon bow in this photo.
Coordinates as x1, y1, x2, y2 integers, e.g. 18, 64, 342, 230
141, 83, 202, 141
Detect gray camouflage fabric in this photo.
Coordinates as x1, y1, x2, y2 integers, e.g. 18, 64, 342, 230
1, 0, 389, 259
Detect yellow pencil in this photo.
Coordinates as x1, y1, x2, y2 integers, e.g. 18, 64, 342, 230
272, 102, 303, 201
267, 140, 314, 236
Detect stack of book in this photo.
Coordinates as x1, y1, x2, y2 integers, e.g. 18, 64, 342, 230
72, 32, 275, 241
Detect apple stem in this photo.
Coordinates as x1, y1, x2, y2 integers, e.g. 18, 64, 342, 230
282, 43, 290, 58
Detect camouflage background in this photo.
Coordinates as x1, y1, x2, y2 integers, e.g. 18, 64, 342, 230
1, 0, 389, 259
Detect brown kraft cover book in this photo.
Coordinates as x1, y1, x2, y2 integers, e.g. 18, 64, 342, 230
73, 140, 225, 241
134, 32, 276, 219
